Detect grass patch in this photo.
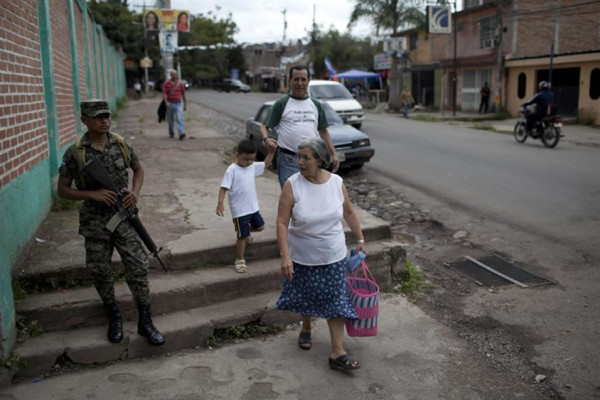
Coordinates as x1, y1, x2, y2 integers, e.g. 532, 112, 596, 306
52, 196, 80, 211
394, 259, 425, 298
16, 316, 43, 337
412, 114, 444, 123
204, 321, 284, 348
1, 353, 28, 373
471, 125, 497, 132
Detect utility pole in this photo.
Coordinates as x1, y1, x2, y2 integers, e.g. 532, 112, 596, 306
452, 1, 457, 116
494, 0, 503, 114
282, 8, 287, 44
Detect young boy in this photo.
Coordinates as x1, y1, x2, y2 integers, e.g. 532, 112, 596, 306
216, 139, 275, 273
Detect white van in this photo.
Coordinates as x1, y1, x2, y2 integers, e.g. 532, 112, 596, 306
308, 80, 364, 129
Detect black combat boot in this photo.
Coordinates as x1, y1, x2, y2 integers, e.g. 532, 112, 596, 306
105, 302, 124, 343
137, 303, 165, 346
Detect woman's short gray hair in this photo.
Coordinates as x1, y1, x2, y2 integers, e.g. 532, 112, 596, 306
298, 137, 332, 168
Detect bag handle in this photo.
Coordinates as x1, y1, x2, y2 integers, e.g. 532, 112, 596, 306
351, 260, 376, 283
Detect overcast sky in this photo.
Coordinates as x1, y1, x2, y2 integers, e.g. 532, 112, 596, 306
130, 0, 377, 44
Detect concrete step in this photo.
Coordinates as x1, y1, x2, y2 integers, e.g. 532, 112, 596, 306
13, 239, 405, 379
14, 208, 392, 290
13, 291, 291, 378
16, 240, 404, 333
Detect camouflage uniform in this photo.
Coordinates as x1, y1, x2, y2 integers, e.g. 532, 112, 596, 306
59, 131, 150, 306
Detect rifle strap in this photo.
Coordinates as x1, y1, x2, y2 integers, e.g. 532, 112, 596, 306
71, 132, 131, 187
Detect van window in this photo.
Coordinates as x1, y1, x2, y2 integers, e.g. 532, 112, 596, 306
310, 84, 354, 100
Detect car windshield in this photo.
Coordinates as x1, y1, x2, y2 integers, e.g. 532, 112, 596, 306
322, 103, 344, 125
310, 84, 354, 100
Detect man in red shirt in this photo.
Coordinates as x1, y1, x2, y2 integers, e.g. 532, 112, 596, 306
162, 70, 187, 140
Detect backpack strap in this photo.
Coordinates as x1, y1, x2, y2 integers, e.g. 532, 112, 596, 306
69, 132, 131, 188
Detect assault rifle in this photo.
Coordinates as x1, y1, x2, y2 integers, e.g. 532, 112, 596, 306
82, 157, 167, 271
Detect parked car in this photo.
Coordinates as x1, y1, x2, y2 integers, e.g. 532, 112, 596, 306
308, 80, 364, 129
245, 101, 374, 169
214, 78, 250, 93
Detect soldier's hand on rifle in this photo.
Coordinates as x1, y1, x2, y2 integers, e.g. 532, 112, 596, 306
91, 188, 117, 206
122, 190, 139, 209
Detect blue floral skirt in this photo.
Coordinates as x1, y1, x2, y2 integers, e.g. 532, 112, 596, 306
276, 258, 358, 320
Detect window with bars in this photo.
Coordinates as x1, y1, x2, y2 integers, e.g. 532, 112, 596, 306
465, 0, 483, 9
478, 16, 496, 49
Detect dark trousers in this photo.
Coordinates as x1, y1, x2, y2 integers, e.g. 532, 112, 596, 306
479, 96, 489, 113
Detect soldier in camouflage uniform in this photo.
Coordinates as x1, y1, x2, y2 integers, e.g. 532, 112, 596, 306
57, 100, 165, 346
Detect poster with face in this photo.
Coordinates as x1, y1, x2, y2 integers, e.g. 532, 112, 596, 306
159, 31, 178, 53
144, 9, 190, 32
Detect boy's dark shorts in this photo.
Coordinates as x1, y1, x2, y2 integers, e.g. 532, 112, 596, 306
233, 211, 264, 239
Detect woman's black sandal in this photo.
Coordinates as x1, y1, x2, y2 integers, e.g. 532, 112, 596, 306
298, 331, 312, 350
328, 354, 360, 371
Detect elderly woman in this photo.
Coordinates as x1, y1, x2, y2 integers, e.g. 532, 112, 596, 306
275, 137, 366, 371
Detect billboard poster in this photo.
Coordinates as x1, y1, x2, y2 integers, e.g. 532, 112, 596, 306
144, 9, 190, 32
159, 31, 178, 53
383, 37, 407, 53
374, 53, 392, 70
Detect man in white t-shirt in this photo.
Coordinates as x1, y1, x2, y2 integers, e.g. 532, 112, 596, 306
260, 65, 339, 188
216, 139, 275, 272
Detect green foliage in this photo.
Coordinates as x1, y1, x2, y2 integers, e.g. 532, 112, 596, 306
16, 317, 44, 337
1, 354, 28, 373
88, 0, 144, 61
204, 321, 283, 348
348, 0, 426, 35
310, 29, 377, 79
396, 259, 424, 297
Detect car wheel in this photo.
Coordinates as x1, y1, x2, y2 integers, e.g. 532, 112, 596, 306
352, 123, 362, 129
350, 163, 364, 169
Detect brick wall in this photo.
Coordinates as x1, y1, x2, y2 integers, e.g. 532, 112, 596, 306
0, 1, 47, 188
51, 0, 77, 149
0, 0, 126, 358
513, 0, 600, 57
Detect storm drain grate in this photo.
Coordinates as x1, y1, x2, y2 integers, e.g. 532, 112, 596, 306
447, 254, 554, 288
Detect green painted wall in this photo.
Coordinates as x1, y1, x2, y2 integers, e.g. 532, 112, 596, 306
0, 161, 53, 351
1, 0, 125, 357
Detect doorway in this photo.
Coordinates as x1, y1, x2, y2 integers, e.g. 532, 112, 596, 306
537, 68, 579, 116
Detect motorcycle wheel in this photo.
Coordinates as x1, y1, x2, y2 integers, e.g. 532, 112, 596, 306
541, 126, 560, 148
514, 121, 527, 143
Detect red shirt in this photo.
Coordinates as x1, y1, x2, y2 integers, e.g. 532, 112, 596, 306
163, 79, 185, 101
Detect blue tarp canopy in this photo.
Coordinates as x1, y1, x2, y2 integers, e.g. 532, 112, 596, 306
333, 69, 381, 79
333, 69, 383, 92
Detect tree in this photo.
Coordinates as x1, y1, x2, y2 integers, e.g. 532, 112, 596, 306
309, 28, 377, 79
348, 0, 425, 108
177, 11, 245, 83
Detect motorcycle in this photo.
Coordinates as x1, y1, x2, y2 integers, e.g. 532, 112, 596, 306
513, 105, 563, 148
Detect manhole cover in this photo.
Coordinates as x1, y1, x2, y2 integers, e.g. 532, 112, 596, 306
447, 254, 554, 288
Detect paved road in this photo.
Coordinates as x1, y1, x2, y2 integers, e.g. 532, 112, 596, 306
190, 89, 600, 262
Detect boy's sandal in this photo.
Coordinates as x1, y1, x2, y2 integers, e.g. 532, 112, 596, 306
298, 331, 312, 350
328, 354, 360, 371
234, 259, 247, 273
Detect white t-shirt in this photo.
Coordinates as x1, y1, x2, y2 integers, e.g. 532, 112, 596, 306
220, 162, 265, 218
287, 172, 346, 265
264, 95, 328, 153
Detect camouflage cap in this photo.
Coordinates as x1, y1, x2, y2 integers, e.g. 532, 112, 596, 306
80, 99, 111, 117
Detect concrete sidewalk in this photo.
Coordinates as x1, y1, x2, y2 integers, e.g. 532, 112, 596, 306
3, 97, 552, 399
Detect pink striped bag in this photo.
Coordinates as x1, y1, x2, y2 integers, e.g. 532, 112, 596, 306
345, 261, 379, 337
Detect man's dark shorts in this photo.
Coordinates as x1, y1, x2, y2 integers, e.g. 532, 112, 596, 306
233, 211, 264, 239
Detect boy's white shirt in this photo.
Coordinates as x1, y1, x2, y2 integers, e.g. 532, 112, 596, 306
220, 162, 265, 218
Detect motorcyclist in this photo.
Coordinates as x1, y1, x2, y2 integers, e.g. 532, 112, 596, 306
522, 81, 555, 135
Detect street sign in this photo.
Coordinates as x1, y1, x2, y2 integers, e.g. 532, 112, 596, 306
140, 57, 153, 68
427, 5, 452, 34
